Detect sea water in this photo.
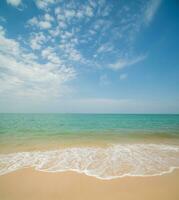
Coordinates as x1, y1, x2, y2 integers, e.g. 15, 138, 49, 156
0, 114, 179, 179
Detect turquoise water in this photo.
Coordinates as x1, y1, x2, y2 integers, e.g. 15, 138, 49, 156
0, 114, 179, 178
1, 113, 179, 134
0, 113, 179, 152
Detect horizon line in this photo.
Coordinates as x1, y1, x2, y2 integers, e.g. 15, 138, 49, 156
0, 112, 179, 115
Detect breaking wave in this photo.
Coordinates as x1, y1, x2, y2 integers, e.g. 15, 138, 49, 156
0, 144, 179, 180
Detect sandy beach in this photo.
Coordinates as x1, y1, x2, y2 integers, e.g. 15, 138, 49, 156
0, 168, 179, 200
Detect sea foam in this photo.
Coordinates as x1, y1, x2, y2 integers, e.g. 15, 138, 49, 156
0, 144, 179, 179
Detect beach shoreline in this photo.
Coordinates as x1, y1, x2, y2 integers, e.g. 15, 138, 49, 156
0, 168, 179, 200
0, 114, 179, 199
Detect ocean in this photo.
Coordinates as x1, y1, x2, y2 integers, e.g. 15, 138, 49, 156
0, 113, 179, 179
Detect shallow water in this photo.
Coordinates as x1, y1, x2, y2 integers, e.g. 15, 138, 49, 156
0, 114, 179, 179
0, 144, 179, 179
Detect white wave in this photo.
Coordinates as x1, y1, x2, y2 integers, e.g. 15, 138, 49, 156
0, 144, 179, 179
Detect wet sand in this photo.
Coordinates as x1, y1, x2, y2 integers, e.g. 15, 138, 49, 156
0, 168, 179, 200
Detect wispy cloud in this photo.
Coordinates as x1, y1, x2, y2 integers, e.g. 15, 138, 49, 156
27, 14, 53, 30
29, 32, 46, 50
0, 25, 6, 36
35, 0, 55, 10
0, 26, 76, 99
0, 0, 164, 112
97, 42, 114, 54
6, 0, 21, 7
109, 55, 146, 70
144, 0, 162, 24
25, 0, 157, 70
41, 47, 62, 64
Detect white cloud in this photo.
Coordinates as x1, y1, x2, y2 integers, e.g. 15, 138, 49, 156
6, 0, 21, 7
39, 20, 51, 29
41, 47, 62, 64
55, 7, 61, 15
67, 48, 82, 62
0, 26, 76, 100
29, 32, 46, 50
64, 9, 76, 19
28, 17, 38, 26
44, 13, 54, 22
97, 43, 114, 53
35, 0, 55, 10
0, 30, 20, 56
0, 25, 6, 36
85, 6, 93, 17
109, 55, 146, 70
59, 40, 84, 62
144, 0, 162, 24
28, 16, 52, 30
76, 10, 84, 19
49, 27, 60, 37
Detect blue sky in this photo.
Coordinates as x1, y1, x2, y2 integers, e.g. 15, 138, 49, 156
0, 0, 178, 113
